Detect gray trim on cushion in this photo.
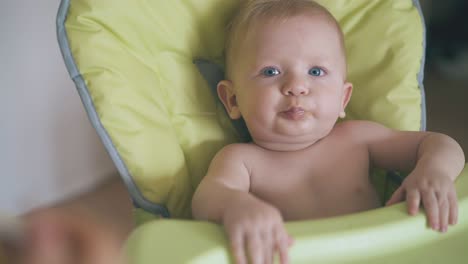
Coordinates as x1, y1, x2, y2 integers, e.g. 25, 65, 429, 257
413, 0, 427, 131
56, 0, 170, 218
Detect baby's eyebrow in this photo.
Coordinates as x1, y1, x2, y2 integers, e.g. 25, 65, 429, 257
250, 61, 277, 71
307, 57, 334, 68
306, 55, 329, 63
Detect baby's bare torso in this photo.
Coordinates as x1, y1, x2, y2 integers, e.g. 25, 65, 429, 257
243, 125, 381, 221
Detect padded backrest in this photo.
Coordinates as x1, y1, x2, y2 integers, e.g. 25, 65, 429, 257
57, 0, 425, 219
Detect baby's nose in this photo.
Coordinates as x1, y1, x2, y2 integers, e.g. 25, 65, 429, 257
281, 77, 309, 96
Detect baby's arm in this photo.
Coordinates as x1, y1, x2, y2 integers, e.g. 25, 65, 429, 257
356, 121, 465, 232
192, 145, 293, 264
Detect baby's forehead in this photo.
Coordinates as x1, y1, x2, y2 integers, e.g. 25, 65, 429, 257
225, 2, 345, 76
235, 8, 343, 47
233, 14, 347, 77
252, 13, 339, 35
237, 13, 344, 56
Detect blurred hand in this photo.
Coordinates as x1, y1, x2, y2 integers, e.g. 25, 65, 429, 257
3, 208, 124, 264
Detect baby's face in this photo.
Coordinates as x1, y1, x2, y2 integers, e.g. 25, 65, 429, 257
227, 14, 352, 150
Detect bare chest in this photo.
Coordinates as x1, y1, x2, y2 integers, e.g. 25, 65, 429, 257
248, 142, 380, 220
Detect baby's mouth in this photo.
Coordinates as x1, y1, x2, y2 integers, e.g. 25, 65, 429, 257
281, 107, 306, 120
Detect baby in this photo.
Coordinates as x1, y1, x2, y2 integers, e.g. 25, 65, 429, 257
192, 0, 465, 263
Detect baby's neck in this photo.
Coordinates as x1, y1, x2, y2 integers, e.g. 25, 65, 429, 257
252, 139, 322, 152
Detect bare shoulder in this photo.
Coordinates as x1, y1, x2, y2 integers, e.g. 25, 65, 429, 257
335, 120, 430, 141
334, 120, 388, 131
335, 121, 435, 171
214, 143, 258, 162
205, 143, 257, 187
332, 120, 393, 141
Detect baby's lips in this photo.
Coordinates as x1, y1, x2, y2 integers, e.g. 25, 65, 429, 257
282, 107, 306, 120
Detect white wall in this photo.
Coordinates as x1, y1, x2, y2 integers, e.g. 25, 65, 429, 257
1, 0, 116, 215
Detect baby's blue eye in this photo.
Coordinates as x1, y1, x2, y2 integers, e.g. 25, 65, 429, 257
262, 67, 280, 77
308, 67, 324, 76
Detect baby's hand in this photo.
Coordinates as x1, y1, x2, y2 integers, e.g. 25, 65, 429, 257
2, 209, 123, 264
386, 172, 458, 233
222, 195, 294, 264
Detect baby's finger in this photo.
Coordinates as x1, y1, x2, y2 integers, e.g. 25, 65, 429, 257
274, 227, 290, 264
448, 190, 458, 225
386, 186, 404, 206
229, 232, 247, 264
22, 228, 68, 264
406, 189, 421, 215
260, 230, 273, 264
246, 233, 263, 264
438, 194, 449, 233
422, 191, 439, 230
287, 235, 295, 247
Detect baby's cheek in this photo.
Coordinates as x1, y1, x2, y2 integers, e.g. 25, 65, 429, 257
317, 106, 340, 120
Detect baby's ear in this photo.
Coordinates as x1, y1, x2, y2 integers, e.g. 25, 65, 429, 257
341, 82, 353, 109
217, 80, 241, 119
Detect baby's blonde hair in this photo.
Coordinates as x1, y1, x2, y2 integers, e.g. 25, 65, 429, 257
224, 0, 346, 79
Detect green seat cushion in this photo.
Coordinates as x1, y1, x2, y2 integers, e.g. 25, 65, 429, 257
58, 0, 425, 219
